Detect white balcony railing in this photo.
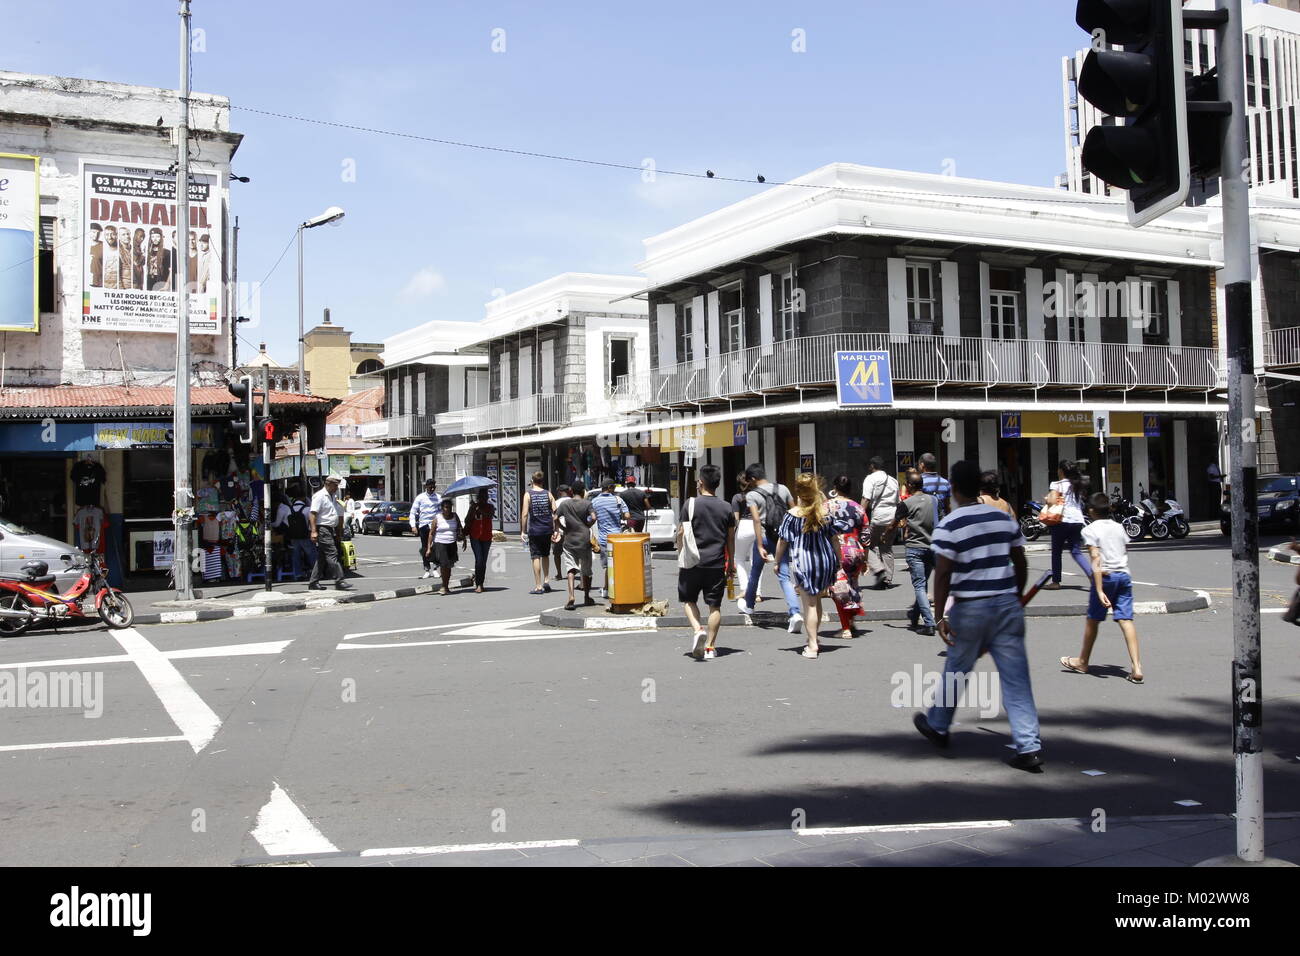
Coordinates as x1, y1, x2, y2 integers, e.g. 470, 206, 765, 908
378, 413, 438, 440
616, 332, 1224, 409
438, 392, 570, 436
1265, 326, 1300, 369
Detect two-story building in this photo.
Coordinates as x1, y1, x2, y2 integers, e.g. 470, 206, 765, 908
439, 274, 650, 532
616, 163, 1233, 519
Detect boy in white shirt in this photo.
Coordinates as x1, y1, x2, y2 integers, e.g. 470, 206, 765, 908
1060, 492, 1144, 684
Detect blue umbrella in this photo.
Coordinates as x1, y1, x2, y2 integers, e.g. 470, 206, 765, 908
443, 475, 497, 498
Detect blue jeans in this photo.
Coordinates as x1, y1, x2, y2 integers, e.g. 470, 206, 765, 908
905, 547, 935, 628
470, 538, 491, 588
743, 532, 800, 617
1050, 522, 1093, 584
926, 592, 1041, 755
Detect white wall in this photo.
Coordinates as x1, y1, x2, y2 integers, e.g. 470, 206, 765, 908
582, 314, 649, 420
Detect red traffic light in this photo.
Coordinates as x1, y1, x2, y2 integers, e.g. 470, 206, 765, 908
260, 418, 276, 442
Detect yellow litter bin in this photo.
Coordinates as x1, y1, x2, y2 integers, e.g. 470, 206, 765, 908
608, 532, 652, 605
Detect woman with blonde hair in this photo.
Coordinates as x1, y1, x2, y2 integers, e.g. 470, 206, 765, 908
773, 473, 856, 658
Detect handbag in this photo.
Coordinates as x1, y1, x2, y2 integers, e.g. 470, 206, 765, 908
678, 498, 700, 569
1040, 488, 1065, 526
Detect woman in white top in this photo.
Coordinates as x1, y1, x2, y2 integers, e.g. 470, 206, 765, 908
1043, 459, 1094, 590
424, 499, 464, 595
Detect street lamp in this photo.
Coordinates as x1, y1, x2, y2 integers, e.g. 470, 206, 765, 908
297, 206, 345, 394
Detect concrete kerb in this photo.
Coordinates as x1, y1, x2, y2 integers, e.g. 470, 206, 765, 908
135, 575, 474, 626
538, 590, 1213, 630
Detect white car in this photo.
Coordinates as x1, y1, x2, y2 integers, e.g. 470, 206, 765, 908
0, 517, 81, 588
637, 486, 678, 548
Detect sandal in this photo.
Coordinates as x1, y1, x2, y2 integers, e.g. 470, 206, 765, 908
1126, 673, 1145, 684
1059, 656, 1088, 675
439, 587, 451, 596
528, 588, 545, 595
801, 647, 819, 659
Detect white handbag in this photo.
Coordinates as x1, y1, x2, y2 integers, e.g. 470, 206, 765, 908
678, 498, 700, 569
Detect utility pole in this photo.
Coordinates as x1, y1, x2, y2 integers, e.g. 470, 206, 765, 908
1216, 0, 1267, 866
262, 363, 273, 592
230, 215, 239, 368
172, 0, 194, 601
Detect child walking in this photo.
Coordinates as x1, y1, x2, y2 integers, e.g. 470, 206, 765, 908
1060, 492, 1144, 684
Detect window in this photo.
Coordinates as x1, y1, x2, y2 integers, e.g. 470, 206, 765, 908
416, 370, 426, 417
679, 301, 694, 365
1140, 280, 1166, 344
38, 217, 55, 313
606, 336, 631, 388
721, 284, 743, 352
988, 268, 1020, 340
356, 358, 383, 375
906, 261, 935, 333
779, 273, 798, 341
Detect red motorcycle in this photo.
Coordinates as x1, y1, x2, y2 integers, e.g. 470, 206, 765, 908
0, 554, 134, 636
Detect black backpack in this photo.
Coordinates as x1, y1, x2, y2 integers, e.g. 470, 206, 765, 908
754, 484, 790, 538
285, 502, 310, 540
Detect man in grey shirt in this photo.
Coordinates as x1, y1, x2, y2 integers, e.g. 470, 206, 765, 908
555, 481, 596, 611
892, 473, 936, 634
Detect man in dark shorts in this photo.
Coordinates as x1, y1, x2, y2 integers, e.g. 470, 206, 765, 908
554, 482, 597, 610
677, 464, 736, 661
519, 471, 555, 594
619, 478, 647, 533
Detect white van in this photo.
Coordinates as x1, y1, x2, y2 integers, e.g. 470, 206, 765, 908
638, 486, 677, 547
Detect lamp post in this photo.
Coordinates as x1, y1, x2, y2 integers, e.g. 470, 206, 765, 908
296, 206, 345, 395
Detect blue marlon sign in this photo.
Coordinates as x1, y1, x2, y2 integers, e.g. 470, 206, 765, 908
835, 351, 894, 407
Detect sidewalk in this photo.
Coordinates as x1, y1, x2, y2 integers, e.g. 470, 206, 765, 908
539, 551, 1210, 630
250, 812, 1300, 867
127, 556, 473, 626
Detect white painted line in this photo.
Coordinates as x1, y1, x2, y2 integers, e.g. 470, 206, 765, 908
252, 782, 339, 856
799, 820, 1013, 837
371, 590, 397, 600
340, 632, 596, 650
304, 599, 338, 609
160, 611, 199, 623
0, 640, 291, 671
110, 628, 222, 754
0, 735, 187, 753
1262, 608, 1286, 615
343, 621, 472, 640
1082, 770, 1107, 776
585, 617, 660, 630
1195, 590, 1212, 606
166, 641, 292, 659
358, 839, 579, 858
1174, 799, 1203, 807
232, 606, 268, 618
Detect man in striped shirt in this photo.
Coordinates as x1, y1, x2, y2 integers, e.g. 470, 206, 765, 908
913, 459, 1043, 772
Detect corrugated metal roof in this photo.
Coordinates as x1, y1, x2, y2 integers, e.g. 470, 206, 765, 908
0, 385, 334, 419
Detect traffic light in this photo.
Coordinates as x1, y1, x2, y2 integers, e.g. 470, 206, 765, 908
1075, 0, 1189, 226
257, 417, 278, 450
228, 375, 254, 444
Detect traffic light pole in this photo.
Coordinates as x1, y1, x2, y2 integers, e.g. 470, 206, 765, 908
1214, 0, 1267, 866
262, 365, 273, 593
172, 0, 194, 601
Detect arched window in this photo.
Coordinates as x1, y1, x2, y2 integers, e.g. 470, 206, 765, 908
356, 358, 384, 375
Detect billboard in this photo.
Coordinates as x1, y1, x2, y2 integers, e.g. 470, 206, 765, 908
835, 350, 894, 406
0, 154, 39, 333
81, 162, 220, 335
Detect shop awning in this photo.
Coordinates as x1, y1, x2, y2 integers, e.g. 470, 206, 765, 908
448, 418, 642, 453
375, 442, 435, 455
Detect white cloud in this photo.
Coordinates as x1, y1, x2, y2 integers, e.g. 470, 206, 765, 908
399, 267, 447, 301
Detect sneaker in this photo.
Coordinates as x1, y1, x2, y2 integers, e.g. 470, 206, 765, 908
736, 598, 752, 615
913, 712, 949, 749
787, 614, 803, 634
690, 630, 708, 660
421, 571, 431, 580
1009, 750, 1045, 772
703, 646, 717, 660
918, 625, 936, 637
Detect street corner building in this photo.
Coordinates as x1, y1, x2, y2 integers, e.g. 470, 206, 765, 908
0, 72, 333, 586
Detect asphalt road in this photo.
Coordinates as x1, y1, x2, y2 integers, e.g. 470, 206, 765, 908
1, 530, 1297, 866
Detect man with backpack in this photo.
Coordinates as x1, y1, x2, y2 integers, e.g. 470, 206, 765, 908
861, 456, 900, 589
737, 463, 802, 633
274, 488, 316, 580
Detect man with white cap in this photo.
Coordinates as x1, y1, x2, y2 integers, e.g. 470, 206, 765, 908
309, 473, 352, 590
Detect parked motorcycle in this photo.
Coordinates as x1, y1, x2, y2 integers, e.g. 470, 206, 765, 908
0, 554, 134, 637
1019, 499, 1046, 541
1123, 485, 1189, 540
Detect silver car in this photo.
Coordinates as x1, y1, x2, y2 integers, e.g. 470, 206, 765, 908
0, 517, 81, 588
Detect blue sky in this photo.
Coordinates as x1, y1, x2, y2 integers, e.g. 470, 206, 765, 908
8, 0, 1092, 365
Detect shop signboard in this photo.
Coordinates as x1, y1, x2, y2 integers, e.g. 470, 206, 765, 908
94, 422, 216, 448
835, 350, 894, 407
81, 162, 222, 335
799, 454, 815, 473
328, 455, 386, 476
999, 411, 1151, 439
0, 154, 39, 333
733, 420, 747, 446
